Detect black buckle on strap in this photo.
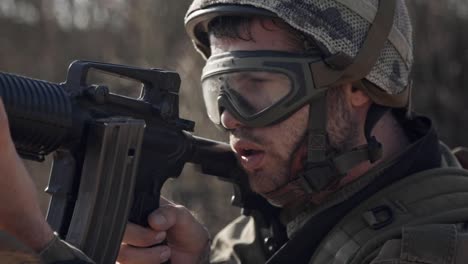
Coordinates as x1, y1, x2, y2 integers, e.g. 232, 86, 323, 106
362, 205, 394, 230
297, 161, 342, 194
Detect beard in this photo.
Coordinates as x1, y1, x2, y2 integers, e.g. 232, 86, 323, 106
230, 87, 361, 207
229, 106, 309, 198
327, 87, 361, 152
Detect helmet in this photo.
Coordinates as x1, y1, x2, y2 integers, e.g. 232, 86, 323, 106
184, 0, 413, 194
185, 0, 413, 101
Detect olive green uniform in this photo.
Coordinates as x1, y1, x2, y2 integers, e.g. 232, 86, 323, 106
3, 113, 467, 264
210, 113, 468, 264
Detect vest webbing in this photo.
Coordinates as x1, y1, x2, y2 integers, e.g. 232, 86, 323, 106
309, 167, 468, 264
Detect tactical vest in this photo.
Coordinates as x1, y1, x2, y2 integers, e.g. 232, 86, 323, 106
309, 166, 468, 264
210, 145, 468, 264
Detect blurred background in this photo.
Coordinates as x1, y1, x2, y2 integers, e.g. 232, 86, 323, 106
0, 0, 467, 237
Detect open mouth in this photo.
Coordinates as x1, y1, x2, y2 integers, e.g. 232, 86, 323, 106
240, 148, 262, 157
233, 141, 266, 171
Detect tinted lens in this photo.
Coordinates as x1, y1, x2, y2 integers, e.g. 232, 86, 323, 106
202, 71, 292, 124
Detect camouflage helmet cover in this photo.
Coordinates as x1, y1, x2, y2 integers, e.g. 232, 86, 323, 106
185, 0, 414, 96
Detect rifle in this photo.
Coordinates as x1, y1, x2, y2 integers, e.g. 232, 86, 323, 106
0, 61, 280, 263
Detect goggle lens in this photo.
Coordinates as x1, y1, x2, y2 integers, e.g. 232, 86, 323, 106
202, 71, 292, 124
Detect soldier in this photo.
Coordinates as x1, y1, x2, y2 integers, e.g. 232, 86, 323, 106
1, 0, 468, 263
122, 0, 468, 263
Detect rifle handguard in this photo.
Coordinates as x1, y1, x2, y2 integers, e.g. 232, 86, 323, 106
0, 73, 72, 160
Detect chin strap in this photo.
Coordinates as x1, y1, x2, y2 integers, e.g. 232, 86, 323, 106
293, 94, 388, 194
289, 0, 397, 194
264, 0, 398, 199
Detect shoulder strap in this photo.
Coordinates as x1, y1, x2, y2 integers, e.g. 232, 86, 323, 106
309, 167, 468, 264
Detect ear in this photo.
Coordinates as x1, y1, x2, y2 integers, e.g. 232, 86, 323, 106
343, 83, 371, 108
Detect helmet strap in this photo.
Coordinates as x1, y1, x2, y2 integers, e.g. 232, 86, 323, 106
293, 93, 387, 194
291, 0, 397, 194
294, 91, 337, 193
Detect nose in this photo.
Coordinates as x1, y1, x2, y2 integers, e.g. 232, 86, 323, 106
220, 110, 244, 130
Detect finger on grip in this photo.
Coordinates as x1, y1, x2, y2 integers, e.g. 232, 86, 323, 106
123, 222, 166, 247
117, 244, 171, 264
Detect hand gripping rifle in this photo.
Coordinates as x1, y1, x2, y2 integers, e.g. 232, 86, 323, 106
0, 61, 280, 263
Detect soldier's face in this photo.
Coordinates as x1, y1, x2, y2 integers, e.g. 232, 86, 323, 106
209, 18, 310, 206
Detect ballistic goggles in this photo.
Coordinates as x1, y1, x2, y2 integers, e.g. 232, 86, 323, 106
201, 50, 326, 127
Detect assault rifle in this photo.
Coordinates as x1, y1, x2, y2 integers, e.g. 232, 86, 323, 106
0, 61, 280, 263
